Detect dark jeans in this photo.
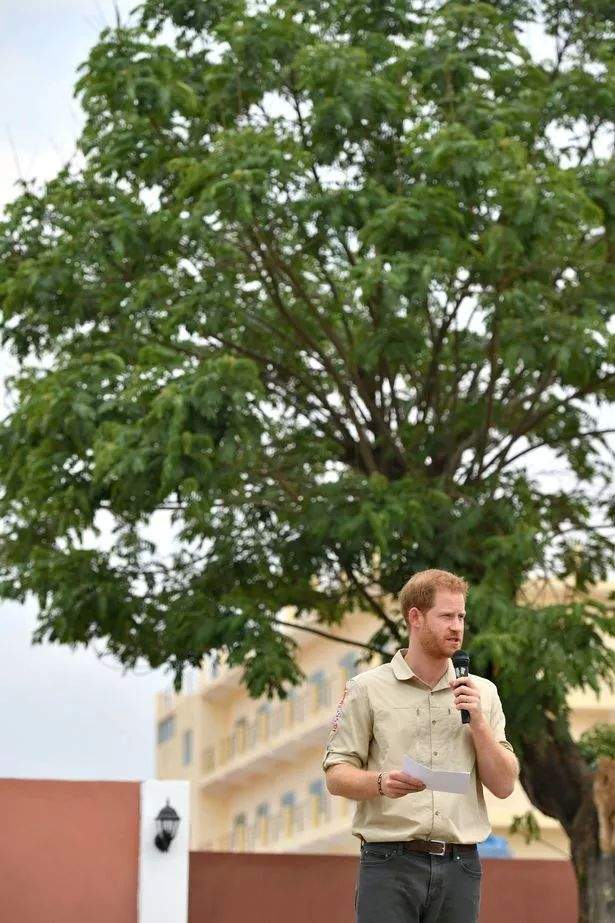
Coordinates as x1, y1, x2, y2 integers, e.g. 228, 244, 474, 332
355, 842, 482, 923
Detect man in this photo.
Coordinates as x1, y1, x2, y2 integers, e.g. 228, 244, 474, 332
323, 569, 519, 923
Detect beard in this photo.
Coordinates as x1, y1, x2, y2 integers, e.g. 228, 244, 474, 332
417, 627, 458, 658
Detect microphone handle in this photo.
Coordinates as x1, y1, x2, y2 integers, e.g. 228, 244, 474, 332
454, 665, 471, 724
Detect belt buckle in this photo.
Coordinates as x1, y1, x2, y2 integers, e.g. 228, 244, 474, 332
429, 840, 447, 856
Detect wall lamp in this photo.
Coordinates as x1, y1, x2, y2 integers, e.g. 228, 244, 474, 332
154, 799, 181, 852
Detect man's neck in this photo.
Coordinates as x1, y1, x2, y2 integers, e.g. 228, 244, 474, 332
403, 645, 449, 689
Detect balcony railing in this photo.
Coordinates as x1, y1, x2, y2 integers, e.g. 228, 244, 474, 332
202, 672, 347, 776
204, 795, 352, 852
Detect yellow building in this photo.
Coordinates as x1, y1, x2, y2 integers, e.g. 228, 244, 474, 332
155, 583, 614, 859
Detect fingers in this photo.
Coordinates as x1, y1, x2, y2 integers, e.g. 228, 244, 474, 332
385, 771, 427, 797
388, 786, 425, 798
388, 780, 424, 791
453, 692, 479, 703
450, 679, 481, 713
450, 681, 477, 697
388, 771, 423, 785
450, 677, 476, 688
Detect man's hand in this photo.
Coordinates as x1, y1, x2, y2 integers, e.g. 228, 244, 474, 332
381, 771, 427, 798
325, 763, 427, 801
449, 676, 484, 724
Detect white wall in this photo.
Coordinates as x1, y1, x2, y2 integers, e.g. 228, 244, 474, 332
138, 780, 190, 923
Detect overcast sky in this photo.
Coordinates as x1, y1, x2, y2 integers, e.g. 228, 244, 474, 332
0, 0, 170, 783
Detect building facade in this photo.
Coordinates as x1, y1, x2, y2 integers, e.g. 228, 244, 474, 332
155, 583, 614, 859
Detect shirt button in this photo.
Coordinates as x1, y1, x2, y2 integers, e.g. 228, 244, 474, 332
435, 811, 440, 816
434, 751, 438, 756
432, 720, 436, 725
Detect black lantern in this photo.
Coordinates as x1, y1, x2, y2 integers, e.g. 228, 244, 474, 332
154, 799, 181, 852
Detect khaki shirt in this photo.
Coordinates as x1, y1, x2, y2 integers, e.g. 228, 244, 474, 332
322, 649, 515, 845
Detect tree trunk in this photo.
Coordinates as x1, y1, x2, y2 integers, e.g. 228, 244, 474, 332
567, 781, 615, 923
583, 852, 615, 922
518, 723, 615, 923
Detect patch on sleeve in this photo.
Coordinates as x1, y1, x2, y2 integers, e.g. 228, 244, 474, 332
331, 682, 351, 733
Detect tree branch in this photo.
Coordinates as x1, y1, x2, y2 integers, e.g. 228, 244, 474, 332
343, 567, 404, 644
244, 225, 380, 473
483, 429, 615, 478
272, 616, 390, 656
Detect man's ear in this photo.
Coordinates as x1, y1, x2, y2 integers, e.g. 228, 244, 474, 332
406, 606, 422, 631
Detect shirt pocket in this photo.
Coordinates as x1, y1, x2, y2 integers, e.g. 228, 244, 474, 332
431, 703, 476, 771
372, 705, 424, 768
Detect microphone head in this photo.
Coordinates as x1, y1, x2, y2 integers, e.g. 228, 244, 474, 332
452, 649, 470, 668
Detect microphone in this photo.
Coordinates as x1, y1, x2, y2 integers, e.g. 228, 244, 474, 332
452, 649, 471, 724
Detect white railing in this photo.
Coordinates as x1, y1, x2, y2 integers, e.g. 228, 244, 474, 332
202, 673, 346, 775
204, 795, 352, 852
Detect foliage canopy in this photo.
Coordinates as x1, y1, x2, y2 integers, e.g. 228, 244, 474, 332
0, 1, 613, 720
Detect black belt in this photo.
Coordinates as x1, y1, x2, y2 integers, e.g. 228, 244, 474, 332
362, 839, 477, 857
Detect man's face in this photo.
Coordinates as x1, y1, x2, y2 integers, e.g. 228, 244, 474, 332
409, 589, 465, 658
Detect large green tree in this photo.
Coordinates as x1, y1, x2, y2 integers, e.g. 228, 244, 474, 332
0, 0, 613, 918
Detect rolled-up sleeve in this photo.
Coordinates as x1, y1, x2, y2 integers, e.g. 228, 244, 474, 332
490, 685, 515, 754
322, 679, 372, 772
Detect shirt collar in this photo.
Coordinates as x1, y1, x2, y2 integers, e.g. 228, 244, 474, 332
391, 649, 414, 681
391, 649, 456, 692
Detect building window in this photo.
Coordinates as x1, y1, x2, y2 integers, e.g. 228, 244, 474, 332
163, 689, 174, 710
256, 802, 269, 846
339, 652, 359, 682
157, 715, 176, 744
232, 813, 247, 852
286, 688, 303, 725
309, 670, 329, 710
309, 779, 328, 827
281, 791, 296, 838
233, 717, 247, 755
182, 729, 193, 766
256, 704, 270, 744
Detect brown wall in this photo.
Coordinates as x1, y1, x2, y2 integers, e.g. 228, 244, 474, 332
189, 852, 578, 923
0, 779, 140, 923
0, 781, 579, 923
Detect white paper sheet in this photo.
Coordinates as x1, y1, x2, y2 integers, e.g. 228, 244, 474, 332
402, 754, 471, 794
